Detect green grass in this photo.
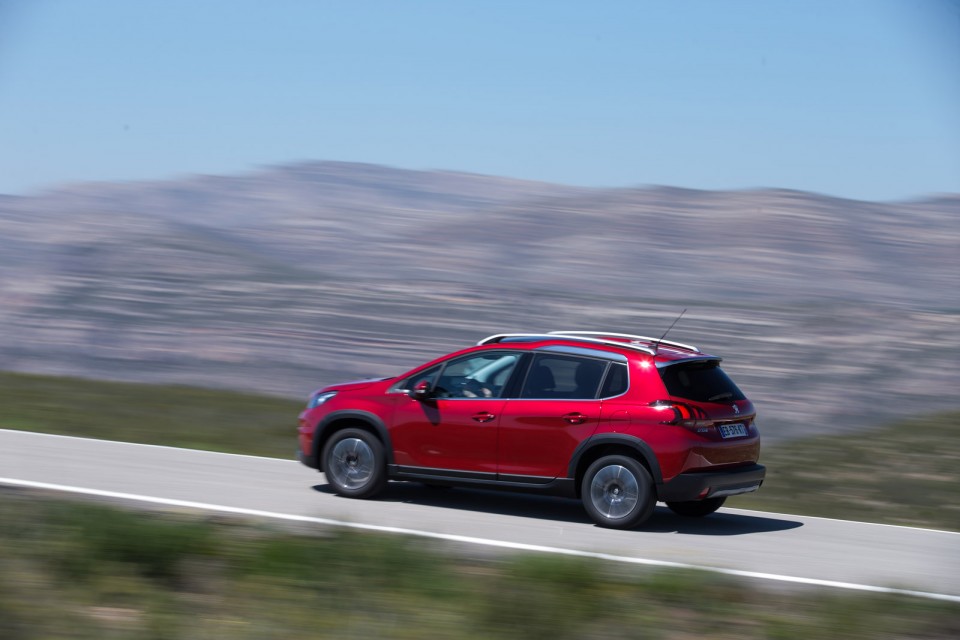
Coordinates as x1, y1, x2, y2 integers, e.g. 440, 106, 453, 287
2, 371, 958, 637
0, 371, 302, 457
1, 370, 958, 530
735, 411, 960, 531
1, 493, 956, 640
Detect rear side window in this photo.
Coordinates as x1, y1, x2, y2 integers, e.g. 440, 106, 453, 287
659, 360, 745, 402
600, 362, 628, 398
520, 354, 607, 399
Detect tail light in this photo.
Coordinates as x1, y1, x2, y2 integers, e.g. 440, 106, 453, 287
650, 400, 709, 428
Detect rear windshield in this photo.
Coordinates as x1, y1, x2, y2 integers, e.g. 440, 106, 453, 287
659, 360, 745, 402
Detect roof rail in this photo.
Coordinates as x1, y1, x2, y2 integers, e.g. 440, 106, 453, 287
548, 330, 701, 354
478, 333, 657, 356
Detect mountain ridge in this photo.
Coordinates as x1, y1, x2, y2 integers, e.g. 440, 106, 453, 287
1, 161, 957, 441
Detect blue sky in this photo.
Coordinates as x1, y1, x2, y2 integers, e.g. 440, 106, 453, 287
1, 0, 958, 200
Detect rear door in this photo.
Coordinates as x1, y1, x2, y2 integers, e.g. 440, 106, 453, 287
497, 353, 610, 479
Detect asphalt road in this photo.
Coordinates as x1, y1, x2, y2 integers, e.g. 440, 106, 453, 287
1, 429, 957, 602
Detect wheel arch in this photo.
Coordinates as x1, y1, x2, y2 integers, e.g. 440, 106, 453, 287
312, 410, 394, 471
567, 434, 663, 498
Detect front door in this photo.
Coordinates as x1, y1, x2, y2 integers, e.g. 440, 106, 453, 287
389, 351, 521, 475
391, 395, 505, 473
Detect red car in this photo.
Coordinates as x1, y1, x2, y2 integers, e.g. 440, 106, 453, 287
298, 331, 764, 529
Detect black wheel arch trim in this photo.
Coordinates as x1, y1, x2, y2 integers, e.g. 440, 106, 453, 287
312, 410, 395, 469
567, 434, 664, 486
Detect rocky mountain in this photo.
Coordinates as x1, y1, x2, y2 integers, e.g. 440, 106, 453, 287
1, 161, 957, 441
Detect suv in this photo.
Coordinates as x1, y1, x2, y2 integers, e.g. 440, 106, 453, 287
297, 331, 764, 529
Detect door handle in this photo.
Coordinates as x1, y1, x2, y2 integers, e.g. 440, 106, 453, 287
563, 412, 587, 425
472, 412, 496, 423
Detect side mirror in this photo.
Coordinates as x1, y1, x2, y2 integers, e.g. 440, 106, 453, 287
409, 380, 433, 401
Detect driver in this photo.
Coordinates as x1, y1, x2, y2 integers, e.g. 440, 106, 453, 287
461, 379, 494, 398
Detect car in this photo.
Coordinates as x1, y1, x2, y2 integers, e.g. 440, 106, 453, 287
297, 331, 765, 529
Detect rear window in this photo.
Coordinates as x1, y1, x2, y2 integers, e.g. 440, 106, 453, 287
659, 360, 745, 402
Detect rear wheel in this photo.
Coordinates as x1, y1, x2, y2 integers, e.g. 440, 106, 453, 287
322, 428, 387, 499
666, 497, 726, 517
581, 455, 656, 529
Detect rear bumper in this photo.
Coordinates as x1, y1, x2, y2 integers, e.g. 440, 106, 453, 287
658, 463, 765, 502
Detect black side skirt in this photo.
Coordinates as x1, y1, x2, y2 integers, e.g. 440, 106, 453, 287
389, 465, 577, 498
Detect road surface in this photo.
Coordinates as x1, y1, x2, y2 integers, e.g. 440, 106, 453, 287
1, 429, 957, 602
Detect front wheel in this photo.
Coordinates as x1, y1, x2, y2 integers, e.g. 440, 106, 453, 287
322, 428, 387, 499
666, 497, 726, 517
581, 455, 656, 529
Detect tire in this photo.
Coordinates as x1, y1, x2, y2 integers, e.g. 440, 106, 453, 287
581, 455, 656, 529
321, 428, 387, 499
666, 497, 727, 517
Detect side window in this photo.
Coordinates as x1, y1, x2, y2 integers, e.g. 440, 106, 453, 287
520, 354, 607, 399
434, 352, 519, 399
396, 364, 442, 391
600, 362, 629, 398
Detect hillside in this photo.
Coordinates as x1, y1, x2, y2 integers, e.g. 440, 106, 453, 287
1, 162, 957, 440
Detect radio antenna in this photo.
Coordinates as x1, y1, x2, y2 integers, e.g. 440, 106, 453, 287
654, 309, 687, 354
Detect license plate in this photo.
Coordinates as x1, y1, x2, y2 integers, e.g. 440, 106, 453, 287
718, 423, 748, 439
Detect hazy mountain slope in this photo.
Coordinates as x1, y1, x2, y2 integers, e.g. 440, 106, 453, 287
1, 162, 957, 441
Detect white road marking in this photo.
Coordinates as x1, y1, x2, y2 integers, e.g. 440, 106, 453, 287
2, 475, 958, 604
2, 429, 954, 536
